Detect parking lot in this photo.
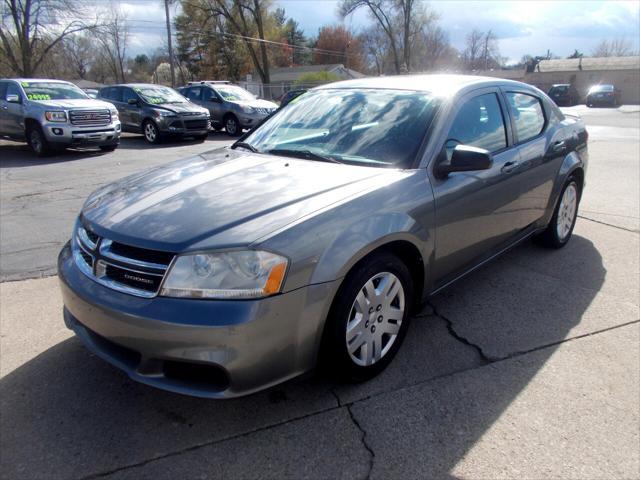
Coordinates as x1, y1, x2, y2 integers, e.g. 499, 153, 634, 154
1, 106, 639, 479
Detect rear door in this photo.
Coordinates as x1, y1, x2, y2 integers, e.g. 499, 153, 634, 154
503, 90, 566, 226
430, 88, 527, 284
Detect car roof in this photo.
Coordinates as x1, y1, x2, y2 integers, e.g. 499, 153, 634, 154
6, 78, 72, 84
106, 83, 173, 88
314, 74, 534, 97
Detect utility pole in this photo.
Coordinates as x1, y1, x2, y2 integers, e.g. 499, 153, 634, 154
164, 0, 176, 87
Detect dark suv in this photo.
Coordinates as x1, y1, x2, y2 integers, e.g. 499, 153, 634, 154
98, 84, 210, 143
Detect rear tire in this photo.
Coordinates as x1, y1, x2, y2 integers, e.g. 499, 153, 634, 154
320, 252, 413, 382
27, 124, 51, 157
535, 177, 580, 249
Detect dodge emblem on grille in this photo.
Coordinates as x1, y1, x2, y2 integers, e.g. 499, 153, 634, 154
124, 273, 154, 285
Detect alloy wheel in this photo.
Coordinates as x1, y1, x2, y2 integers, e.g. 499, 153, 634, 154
556, 182, 577, 240
144, 122, 157, 142
226, 117, 237, 135
30, 129, 43, 154
345, 272, 405, 366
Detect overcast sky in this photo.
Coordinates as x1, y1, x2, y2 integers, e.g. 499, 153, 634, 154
116, 0, 640, 65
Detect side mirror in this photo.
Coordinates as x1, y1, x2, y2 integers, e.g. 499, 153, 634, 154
127, 98, 138, 106
210, 97, 221, 103
6, 94, 21, 103
436, 145, 493, 178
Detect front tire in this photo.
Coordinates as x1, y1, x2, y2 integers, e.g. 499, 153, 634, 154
27, 124, 51, 156
143, 120, 161, 144
224, 115, 242, 137
535, 177, 580, 249
320, 252, 413, 382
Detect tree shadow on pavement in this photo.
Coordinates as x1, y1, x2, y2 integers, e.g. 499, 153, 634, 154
0, 143, 108, 168
0, 235, 606, 479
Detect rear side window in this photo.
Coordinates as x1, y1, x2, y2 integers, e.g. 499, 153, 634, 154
102, 87, 121, 102
447, 93, 507, 153
506, 92, 545, 143
186, 87, 202, 101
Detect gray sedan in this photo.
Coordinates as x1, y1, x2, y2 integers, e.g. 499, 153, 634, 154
58, 75, 588, 398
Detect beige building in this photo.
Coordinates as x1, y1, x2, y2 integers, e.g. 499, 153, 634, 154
480, 56, 640, 104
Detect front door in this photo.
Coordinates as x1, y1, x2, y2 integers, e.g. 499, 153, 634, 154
121, 87, 142, 131
202, 87, 224, 127
430, 89, 530, 285
0, 83, 25, 138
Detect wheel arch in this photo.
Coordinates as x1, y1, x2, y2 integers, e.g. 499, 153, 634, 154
540, 151, 585, 228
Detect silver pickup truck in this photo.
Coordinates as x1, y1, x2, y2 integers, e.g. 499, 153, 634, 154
0, 78, 121, 156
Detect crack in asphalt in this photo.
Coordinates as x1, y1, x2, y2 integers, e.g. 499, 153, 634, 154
346, 405, 376, 480
578, 215, 639, 233
75, 319, 640, 480
427, 301, 494, 364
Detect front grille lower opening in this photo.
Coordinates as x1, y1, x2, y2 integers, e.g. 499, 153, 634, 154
163, 360, 230, 392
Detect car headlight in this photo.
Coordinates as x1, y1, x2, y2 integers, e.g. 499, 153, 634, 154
154, 110, 177, 117
240, 105, 255, 114
109, 108, 119, 119
45, 111, 67, 122
160, 250, 288, 299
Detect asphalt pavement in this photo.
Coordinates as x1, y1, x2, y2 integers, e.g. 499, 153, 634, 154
0, 106, 638, 479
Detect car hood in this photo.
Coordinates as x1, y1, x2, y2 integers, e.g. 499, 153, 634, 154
82, 149, 402, 251
233, 99, 278, 110
35, 99, 115, 110
153, 103, 207, 115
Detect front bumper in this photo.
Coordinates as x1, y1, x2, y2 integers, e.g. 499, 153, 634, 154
238, 112, 271, 129
158, 116, 211, 137
44, 120, 121, 146
57, 242, 338, 398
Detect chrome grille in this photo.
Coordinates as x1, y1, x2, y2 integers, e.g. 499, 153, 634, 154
69, 109, 111, 127
73, 223, 174, 298
255, 107, 275, 115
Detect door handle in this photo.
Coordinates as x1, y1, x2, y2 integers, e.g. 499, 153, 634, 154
501, 160, 518, 173
552, 140, 566, 152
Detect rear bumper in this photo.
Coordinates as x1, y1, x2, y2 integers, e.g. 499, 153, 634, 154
57, 242, 338, 398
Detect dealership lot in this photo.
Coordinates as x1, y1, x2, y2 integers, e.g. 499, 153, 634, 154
1, 106, 639, 478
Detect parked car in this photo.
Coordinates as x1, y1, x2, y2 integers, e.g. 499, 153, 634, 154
98, 83, 210, 144
178, 81, 277, 136
586, 84, 621, 107
0, 78, 121, 156
58, 75, 588, 398
548, 84, 578, 106
277, 89, 307, 107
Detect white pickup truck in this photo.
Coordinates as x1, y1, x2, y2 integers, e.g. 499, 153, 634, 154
0, 78, 121, 156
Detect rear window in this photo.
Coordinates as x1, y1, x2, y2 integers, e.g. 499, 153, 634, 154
550, 86, 569, 94
590, 84, 614, 93
506, 92, 546, 143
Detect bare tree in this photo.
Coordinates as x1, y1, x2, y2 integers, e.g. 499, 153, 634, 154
0, 0, 101, 76
194, 0, 272, 84
62, 34, 93, 79
340, 0, 401, 73
592, 38, 636, 57
98, 7, 129, 83
462, 29, 501, 71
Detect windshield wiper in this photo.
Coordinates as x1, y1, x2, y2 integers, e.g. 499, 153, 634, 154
231, 141, 260, 153
267, 148, 342, 164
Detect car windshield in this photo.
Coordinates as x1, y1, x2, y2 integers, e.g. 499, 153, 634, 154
243, 89, 440, 168
590, 85, 614, 93
21, 81, 88, 100
134, 86, 187, 104
214, 85, 256, 102
550, 86, 569, 93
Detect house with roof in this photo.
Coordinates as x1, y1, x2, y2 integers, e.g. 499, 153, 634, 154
243, 64, 365, 99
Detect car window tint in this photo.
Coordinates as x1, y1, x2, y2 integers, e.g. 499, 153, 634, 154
122, 88, 138, 104
105, 87, 121, 102
447, 93, 506, 153
6, 83, 22, 100
507, 92, 545, 143
186, 87, 202, 101
202, 88, 216, 101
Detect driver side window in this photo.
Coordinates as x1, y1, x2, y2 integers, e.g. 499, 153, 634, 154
202, 88, 217, 102
446, 93, 507, 156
